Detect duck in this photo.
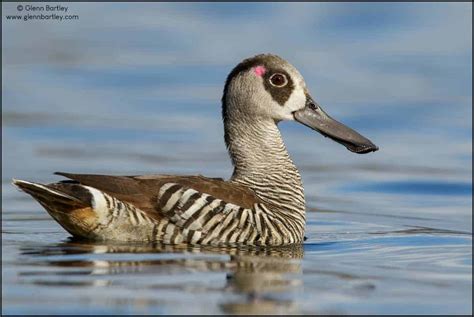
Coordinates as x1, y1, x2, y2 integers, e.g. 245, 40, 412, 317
12, 54, 378, 245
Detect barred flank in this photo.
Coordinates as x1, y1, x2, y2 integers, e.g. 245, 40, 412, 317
131, 182, 305, 245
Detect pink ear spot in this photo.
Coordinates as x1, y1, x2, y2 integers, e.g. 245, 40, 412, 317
253, 65, 266, 77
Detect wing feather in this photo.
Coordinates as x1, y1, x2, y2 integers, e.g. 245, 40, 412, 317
54, 172, 261, 217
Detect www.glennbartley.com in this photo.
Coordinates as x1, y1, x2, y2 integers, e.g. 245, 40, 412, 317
14, 4, 78, 21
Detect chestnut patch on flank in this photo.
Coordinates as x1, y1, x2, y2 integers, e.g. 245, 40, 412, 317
46, 206, 97, 238
70, 206, 97, 228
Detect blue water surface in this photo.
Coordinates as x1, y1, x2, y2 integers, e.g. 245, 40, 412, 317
2, 2, 472, 315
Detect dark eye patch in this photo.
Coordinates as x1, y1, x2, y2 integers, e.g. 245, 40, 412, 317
263, 70, 294, 106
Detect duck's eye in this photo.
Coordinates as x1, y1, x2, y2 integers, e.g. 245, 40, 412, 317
269, 73, 288, 87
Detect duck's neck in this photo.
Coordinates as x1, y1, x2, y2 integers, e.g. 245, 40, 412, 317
225, 118, 305, 216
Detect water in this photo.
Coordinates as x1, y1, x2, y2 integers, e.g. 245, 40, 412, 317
2, 2, 472, 315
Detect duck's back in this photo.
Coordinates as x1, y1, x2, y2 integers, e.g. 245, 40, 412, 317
55, 172, 261, 212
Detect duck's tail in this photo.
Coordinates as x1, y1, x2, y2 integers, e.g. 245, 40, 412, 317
12, 179, 88, 208
12, 179, 97, 237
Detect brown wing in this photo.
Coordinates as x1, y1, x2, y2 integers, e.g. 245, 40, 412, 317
54, 172, 261, 214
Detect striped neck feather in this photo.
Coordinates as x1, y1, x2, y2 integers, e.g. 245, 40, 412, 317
225, 118, 305, 216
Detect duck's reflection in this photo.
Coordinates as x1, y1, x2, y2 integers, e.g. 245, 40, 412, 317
19, 239, 304, 314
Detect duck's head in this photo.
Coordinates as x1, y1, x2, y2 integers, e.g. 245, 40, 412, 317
222, 54, 378, 154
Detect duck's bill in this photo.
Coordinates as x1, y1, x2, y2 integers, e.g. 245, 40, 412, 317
293, 96, 379, 154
